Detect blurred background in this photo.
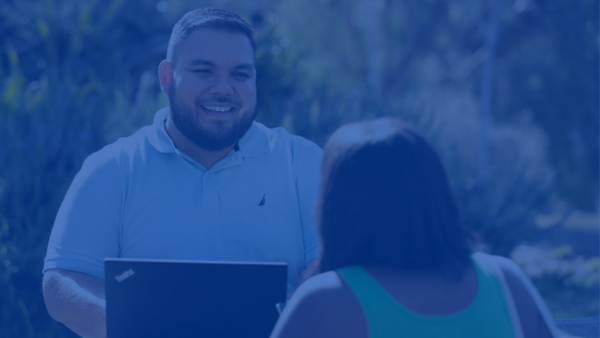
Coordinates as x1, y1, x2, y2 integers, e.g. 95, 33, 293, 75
0, 0, 598, 336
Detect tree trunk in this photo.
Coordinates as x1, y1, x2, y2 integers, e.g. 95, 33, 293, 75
363, 0, 383, 110
479, 0, 502, 178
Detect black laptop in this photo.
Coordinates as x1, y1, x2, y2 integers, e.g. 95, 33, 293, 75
105, 258, 287, 338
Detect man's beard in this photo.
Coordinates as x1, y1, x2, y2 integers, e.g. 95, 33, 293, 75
168, 82, 257, 151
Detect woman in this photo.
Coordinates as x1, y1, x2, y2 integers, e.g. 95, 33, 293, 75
271, 118, 558, 338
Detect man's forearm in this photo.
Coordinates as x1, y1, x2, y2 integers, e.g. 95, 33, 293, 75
43, 269, 107, 338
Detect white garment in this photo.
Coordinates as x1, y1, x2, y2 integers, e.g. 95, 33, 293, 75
44, 107, 322, 292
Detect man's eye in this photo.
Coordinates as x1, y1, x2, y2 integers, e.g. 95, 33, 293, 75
233, 72, 250, 79
194, 69, 212, 75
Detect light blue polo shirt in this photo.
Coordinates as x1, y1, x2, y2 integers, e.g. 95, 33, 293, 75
44, 107, 322, 292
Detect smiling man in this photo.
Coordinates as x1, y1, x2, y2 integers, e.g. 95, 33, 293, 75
162, 22, 259, 169
42, 8, 321, 338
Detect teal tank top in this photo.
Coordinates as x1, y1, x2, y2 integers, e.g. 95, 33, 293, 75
336, 258, 516, 338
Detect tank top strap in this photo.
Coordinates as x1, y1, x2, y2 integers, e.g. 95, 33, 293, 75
336, 259, 517, 338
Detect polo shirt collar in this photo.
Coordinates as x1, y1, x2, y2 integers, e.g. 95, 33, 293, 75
237, 120, 269, 158
147, 107, 268, 158
147, 107, 176, 153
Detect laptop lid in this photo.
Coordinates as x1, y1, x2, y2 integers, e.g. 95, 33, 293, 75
105, 258, 287, 338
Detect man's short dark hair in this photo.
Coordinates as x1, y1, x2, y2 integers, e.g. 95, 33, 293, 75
316, 118, 472, 279
167, 8, 257, 66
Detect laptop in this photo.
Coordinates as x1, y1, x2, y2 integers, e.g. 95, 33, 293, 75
105, 258, 287, 338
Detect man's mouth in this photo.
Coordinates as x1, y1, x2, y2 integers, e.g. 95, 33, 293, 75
201, 105, 234, 112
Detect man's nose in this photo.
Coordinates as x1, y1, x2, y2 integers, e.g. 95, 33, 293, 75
209, 75, 234, 96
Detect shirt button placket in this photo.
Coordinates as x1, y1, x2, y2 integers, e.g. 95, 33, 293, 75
202, 172, 215, 210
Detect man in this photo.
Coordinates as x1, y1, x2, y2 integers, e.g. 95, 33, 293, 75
42, 8, 321, 338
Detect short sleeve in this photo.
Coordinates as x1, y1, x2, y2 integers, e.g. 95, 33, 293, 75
294, 141, 323, 266
43, 152, 124, 280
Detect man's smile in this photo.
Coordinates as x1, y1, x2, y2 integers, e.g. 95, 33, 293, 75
196, 100, 241, 116
198, 104, 238, 119
203, 105, 233, 112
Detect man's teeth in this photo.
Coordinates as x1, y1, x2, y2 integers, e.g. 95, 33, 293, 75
203, 106, 232, 112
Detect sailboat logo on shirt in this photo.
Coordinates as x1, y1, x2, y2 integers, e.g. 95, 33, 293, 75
258, 194, 266, 206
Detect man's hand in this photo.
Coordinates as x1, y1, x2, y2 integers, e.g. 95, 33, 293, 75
43, 268, 107, 338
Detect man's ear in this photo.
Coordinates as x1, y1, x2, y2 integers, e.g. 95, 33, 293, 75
158, 60, 173, 96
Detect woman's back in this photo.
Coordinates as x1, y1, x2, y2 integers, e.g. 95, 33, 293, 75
271, 253, 556, 338
336, 256, 515, 338
356, 262, 479, 317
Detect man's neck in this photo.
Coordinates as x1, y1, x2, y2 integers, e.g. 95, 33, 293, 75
164, 118, 235, 171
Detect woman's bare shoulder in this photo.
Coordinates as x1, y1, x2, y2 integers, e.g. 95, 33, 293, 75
475, 253, 556, 338
287, 271, 363, 319
270, 271, 368, 338
295, 271, 347, 297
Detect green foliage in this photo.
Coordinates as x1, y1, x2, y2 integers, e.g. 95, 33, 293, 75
389, 72, 554, 256
0, 1, 163, 335
254, 20, 299, 129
